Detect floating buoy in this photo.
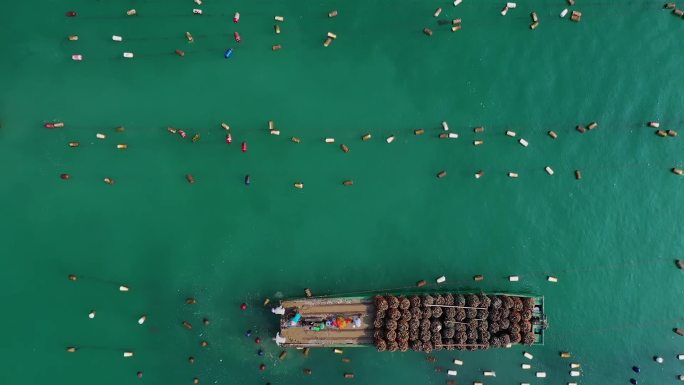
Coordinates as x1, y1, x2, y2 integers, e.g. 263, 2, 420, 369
182, 321, 193, 330
448, 133, 458, 138
72, 54, 83, 61
241, 142, 247, 152
545, 166, 554, 175
294, 182, 304, 189
414, 129, 425, 135
323, 37, 333, 47
675, 328, 684, 336
344, 373, 354, 379
185, 32, 194, 42
361, 133, 371, 141
327, 32, 337, 39
329, 10, 338, 17
194, 0, 202, 4
665, 3, 676, 9
188, 356, 195, 364
175, 49, 185, 57
274, 25, 281, 34
323, 137, 335, 144
123, 351, 134, 358
474, 126, 484, 133
654, 356, 664, 364
522, 364, 531, 369
678, 354, 684, 360
193, 378, 199, 384
303, 369, 312, 375
104, 178, 115, 185
506, 130, 516, 137
548, 130, 558, 139
676, 259, 684, 269
501, 6, 509, 16
200, 341, 209, 347
507, 2, 517, 8
138, 315, 146, 325
272, 44, 282, 51
484, 371, 496, 377
530, 21, 539, 30
531, 12, 538, 22
386, 135, 395, 143
112, 35, 123, 42
68, 142, 80, 148
137, 371, 143, 379
576, 125, 587, 133
88, 310, 96, 319
508, 172, 518, 178
519, 138, 529, 147
224, 48, 233, 59
524, 352, 533, 360
96, 133, 106, 139
68, 35, 78, 41
570, 371, 580, 377
473, 274, 484, 281
453, 18, 462, 25
570, 10, 582, 22
437, 170, 447, 178
548, 276, 558, 282
453, 359, 463, 366
423, 28, 433, 36
270, 130, 280, 136
291, 137, 301, 143
234, 32, 241, 43
454, 0, 462, 5
668, 130, 678, 137
68, 274, 77, 281
342, 180, 353, 186
568, 0, 575, 5
275, 15, 284, 22
560, 9, 568, 18
334, 348, 344, 354
648, 121, 660, 128
656, 130, 667, 137
114, 126, 125, 133
674, 9, 684, 16
452, 25, 462, 32
225, 133, 232, 144
117, 144, 127, 149
442, 121, 449, 131
263, 298, 271, 306
474, 140, 484, 146
66, 11, 77, 17
186, 174, 195, 184
436, 276, 447, 283
434, 7, 442, 17
340, 144, 349, 152
560, 351, 571, 358
575, 170, 582, 179
119, 285, 129, 291
439, 133, 449, 139
126, 9, 137, 16
278, 351, 287, 360
416, 279, 427, 287
245, 175, 251, 186
447, 370, 457, 376
475, 170, 484, 179
66, 346, 78, 352
192, 9, 202, 15
304, 288, 313, 297
509, 275, 519, 282
233, 12, 240, 23
587, 122, 598, 130
536, 372, 546, 378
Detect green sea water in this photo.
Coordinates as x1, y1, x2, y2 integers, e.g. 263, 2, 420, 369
1, 0, 683, 384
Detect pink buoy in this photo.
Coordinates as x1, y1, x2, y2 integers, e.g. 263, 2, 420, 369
240, 303, 247, 310
241, 142, 247, 152
66, 11, 77, 17
71, 54, 83, 61
226, 133, 232, 144
233, 12, 240, 23
234, 32, 241, 43
178, 130, 187, 138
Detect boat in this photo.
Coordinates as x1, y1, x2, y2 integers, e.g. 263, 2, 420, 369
276, 292, 546, 352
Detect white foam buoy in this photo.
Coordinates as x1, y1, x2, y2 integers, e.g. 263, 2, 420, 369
194, 0, 202, 4
568, 383, 578, 385
123, 52, 134, 58
453, 0, 462, 6
72, 54, 83, 61
192, 9, 203, 14
678, 354, 684, 360
522, 363, 531, 369
436, 276, 446, 284
325, 138, 335, 143
112, 35, 123, 42
119, 285, 129, 292
548, 276, 558, 283
570, 363, 580, 368
123, 351, 134, 358
519, 138, 529, 147
501, 6, 509, 16
508, 172, 519, 178
570, 371, 580, 377
96, 133, 106, 139
448, 133, 459, 139
655, 356, 664, 363
524, 352, 533, 359
560, 9, 568, 18
138, 315, 146, 325
509, 275, 519, 282
442, 121, 449, 131
536, 372, 547, 378
88, 310, 96, 319
506, 130, 516, 137
474, 383, 483, 385
545, 166, 554, 175
484, 371, 496, 377
447, 370, 457, 376
386, 135, 395, 143
507, 2, 517, 8
270, 130, 281, 136
453, 359, 463, 366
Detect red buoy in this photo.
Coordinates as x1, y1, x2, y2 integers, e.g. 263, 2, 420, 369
241, 142, 247, 152
240, 302, 247, 310
233, 12, 240, 23
226, 133, 232, 144
234, 32, 241, 43
255, 337, 261, 344
178, 130, 187, 138
60, 173, 70, 180
66, 11, 77, 17
44, 123, 55, 129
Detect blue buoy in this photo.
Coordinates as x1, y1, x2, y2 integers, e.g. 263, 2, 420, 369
257, 349, 264, 356
224, 48, 233, 59
245, 330, 252, 337
629, 379, 637, 385
245, 175, 250, 186
632, 366, 640, 373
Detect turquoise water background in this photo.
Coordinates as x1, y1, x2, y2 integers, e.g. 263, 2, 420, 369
1, 0, 683, 384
